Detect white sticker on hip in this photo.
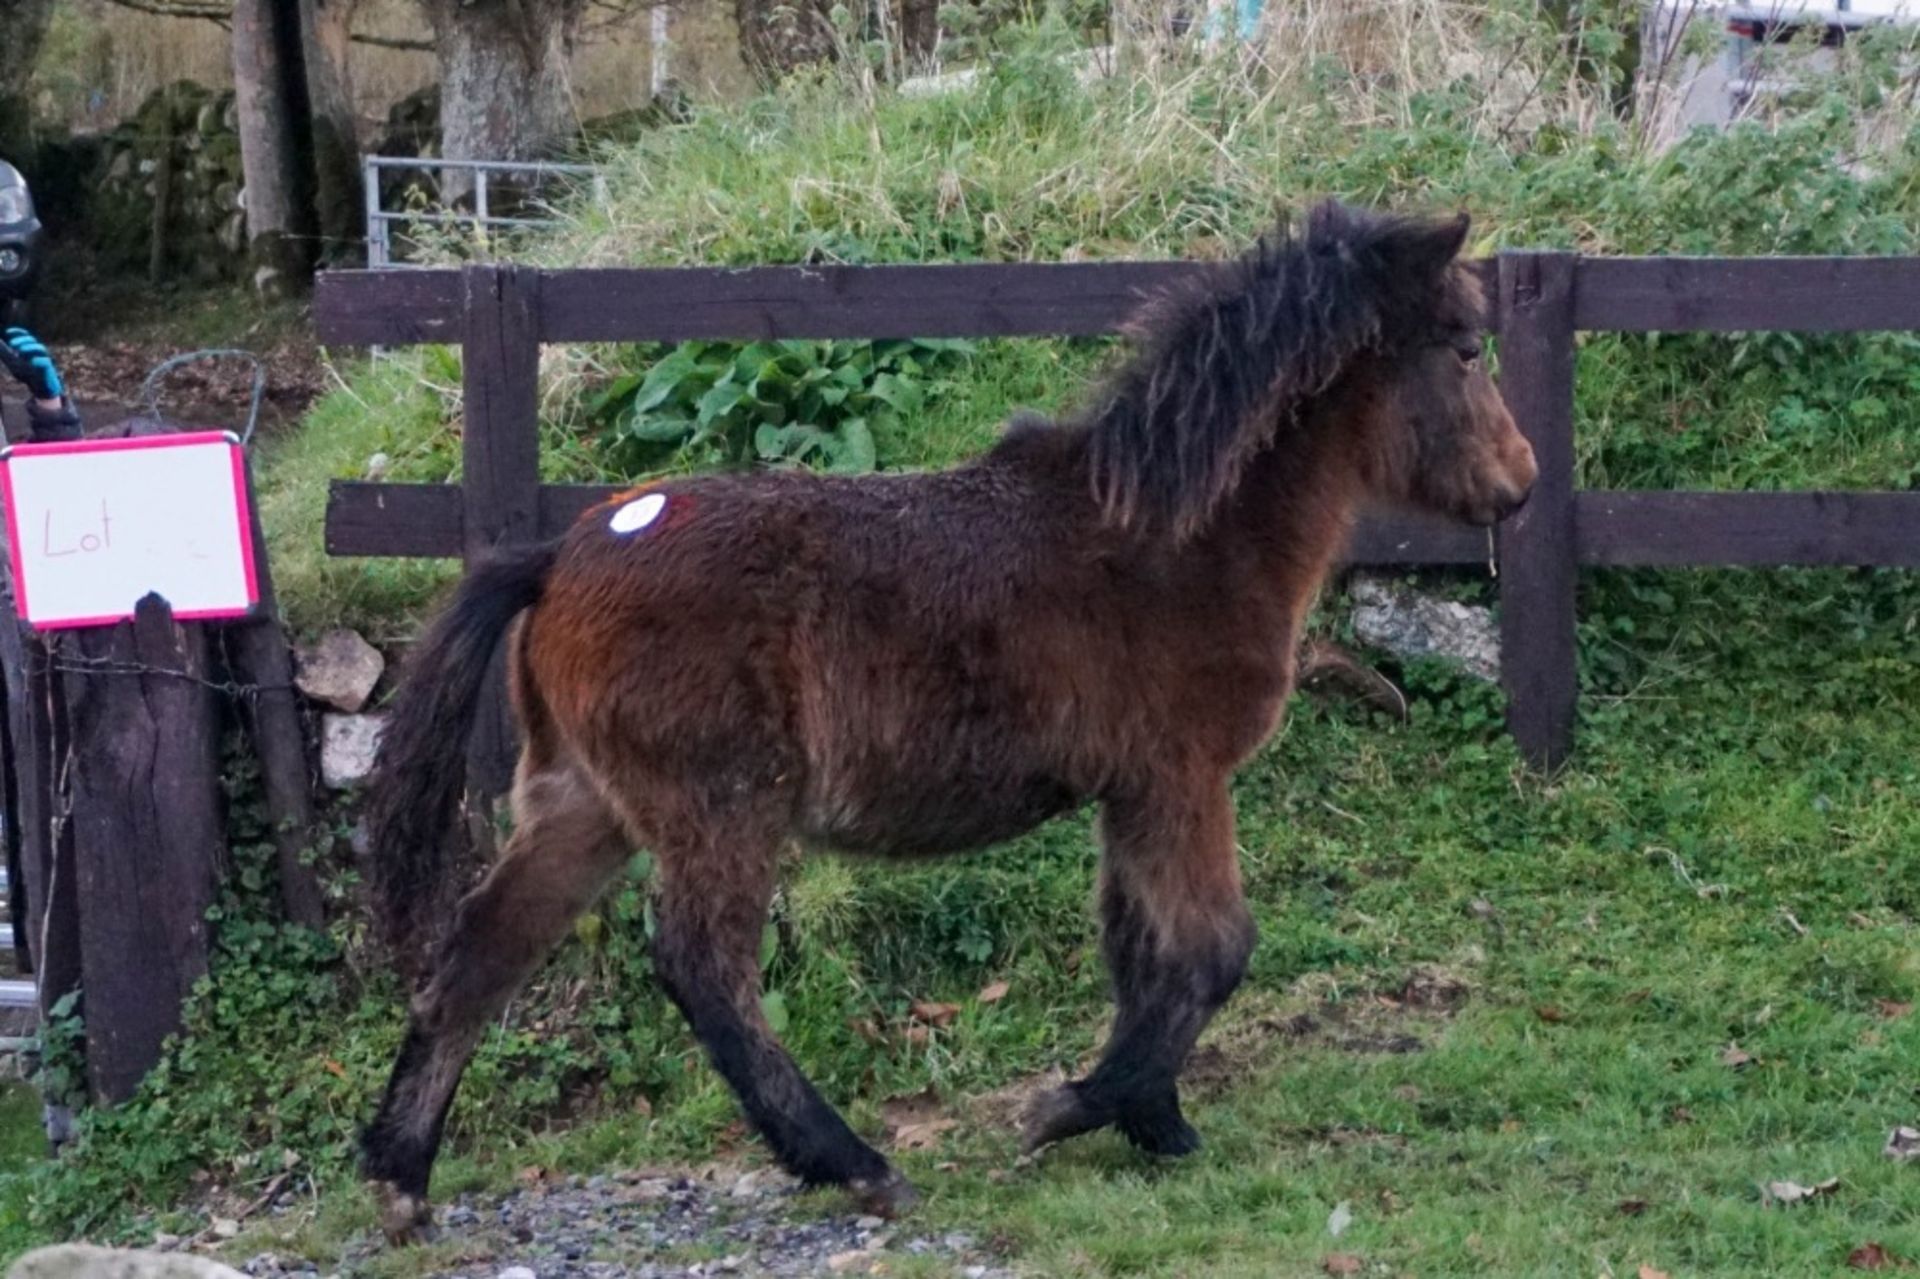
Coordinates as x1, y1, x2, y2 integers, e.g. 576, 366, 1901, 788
609, 492, 667, 534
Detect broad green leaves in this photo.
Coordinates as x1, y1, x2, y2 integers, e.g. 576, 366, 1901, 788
595, 338, 973, 476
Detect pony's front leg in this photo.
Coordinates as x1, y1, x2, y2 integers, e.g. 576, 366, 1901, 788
649, 819, 916, 1217
1023, 775, 1255, 1156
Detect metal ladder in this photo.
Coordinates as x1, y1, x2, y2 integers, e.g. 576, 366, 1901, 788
0, 864, 32, 1009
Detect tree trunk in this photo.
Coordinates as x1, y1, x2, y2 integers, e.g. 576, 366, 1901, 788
0, 0, 55, 156
300, 0, 365, 265
423, 0, 584, 203
900, 0, 939, 69
232, 0, 314, 293
735, 0, 837, 80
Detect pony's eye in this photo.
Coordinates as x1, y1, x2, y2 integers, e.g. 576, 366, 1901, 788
1454, 340, 1483, 367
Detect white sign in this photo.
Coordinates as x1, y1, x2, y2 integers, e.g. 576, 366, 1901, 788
0, 431, 259, 630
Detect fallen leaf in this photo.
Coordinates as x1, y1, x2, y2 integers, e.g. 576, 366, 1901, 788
1618, 1199, 1650, 1217
1638, 1266, 1670, 1279
909, 1000, 961, 1027
828, 1249, 877, 1274
1764, 1176, 1840, 1207
1721, 1043, 1756, 1069
1624, 988, 1653, 1004
1848, 1242, 1896, 1270
1327, 1201, 1353, 1238
1322, 1255, 1362, 1276
1535, 1005, 1568, 1024
848, 1017, 886, 1045
633, 1094, 653, 1117
321, 1058, 347, 1079
892, 1118, 958, 1151
1884, 1127, 1920, 1162
516, 1165, 549, 1185
977, 980, 1011, 1004
1499, 1117, 1523, 1134
1875, 999, 1914, 1021
1669, 1106, 1695, 1124
903, 1024, 930, 1047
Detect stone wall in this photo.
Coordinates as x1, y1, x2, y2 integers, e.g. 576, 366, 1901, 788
39, 81, 247, 283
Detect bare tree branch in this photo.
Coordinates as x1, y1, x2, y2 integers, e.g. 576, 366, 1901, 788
349, 30, 434, 49
103, 0, 232, 23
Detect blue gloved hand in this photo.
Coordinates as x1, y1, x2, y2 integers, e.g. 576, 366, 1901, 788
1, 328, 65, 401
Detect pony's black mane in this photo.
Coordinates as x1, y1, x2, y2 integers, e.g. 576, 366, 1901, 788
1078, 200, 1471, 540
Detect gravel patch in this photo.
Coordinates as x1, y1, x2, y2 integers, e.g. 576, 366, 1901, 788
234, 1170, 1016, 1279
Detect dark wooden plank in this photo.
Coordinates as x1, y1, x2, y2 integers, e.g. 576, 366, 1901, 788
538, 261, 1204, 342
64, 597, 223, 1103
312, 269, 463, 346
0, 675, 23, 973
328, 480, 1501, 565
326, 481, 464, 556
1576, 257, 1920, 332
1345, 507, 1491, 566
1577, 491, 1920, 566
541, 483, 622, 530
462, 264, 544, 556
2, 622, 80, 1020
317, 256, 1920, 346
329, 479, 1920, 574
462, 264, 544, 797
1496, 251, 1580, 770
224, 461, 327, 930
311, 259, 1498, 348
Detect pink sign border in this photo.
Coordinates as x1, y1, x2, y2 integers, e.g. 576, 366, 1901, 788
0, 430, 261, 631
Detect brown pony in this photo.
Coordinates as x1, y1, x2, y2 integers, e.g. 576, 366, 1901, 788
357, 200, 1535, 1241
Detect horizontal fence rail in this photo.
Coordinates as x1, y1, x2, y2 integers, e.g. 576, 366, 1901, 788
313, 253, 1920, 768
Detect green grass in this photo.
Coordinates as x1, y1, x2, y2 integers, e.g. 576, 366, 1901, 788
25, 577, 1914, 1274
0, 1078, 45, 1259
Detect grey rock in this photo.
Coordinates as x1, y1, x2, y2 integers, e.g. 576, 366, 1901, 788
1350, 574, 1501, 682
295, 629, 386, 714
7, 1247, 249, 1279
319, 713, 387, 790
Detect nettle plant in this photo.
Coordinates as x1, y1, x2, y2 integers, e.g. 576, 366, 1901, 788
593, 338, 975, 475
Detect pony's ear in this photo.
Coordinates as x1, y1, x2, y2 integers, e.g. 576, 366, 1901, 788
1391, 211, 1471, 278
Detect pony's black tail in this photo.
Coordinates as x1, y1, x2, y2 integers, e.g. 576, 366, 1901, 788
363, 539, 561, 967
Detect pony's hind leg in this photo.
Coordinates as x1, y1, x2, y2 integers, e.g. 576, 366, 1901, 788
647, 816, 914, 1216
361, 766, 631, 1243
1023, 775, 1255, 1156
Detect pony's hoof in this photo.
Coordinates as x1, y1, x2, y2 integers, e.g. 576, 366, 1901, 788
374, 1182, 438, 1246
1020, 1083, 1105, 1154
848, 1169, 919, 1218
1118, 1107, 1202, 1158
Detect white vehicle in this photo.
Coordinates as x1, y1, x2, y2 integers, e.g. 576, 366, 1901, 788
1720, 0, 1919, 113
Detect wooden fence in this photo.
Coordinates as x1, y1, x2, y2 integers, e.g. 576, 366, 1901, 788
313, 253, 1920, 771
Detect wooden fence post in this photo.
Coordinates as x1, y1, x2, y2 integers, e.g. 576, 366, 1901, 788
63, 596, 223, 1103
1495, 251, 1579, 770
0, 620, 80, 1016
226, 465, 328, 931
459, 263, 543, 807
